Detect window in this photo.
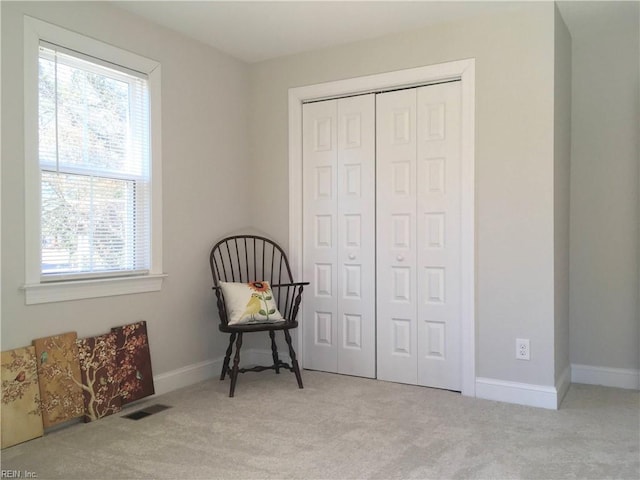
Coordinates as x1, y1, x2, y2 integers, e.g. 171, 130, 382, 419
39, 44, 151, 279
24, 17, 164, 304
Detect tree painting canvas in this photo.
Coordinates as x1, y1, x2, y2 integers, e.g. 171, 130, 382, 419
76, 333, 121, 422
1, 346, 44, 448
33, 332, 84, 428
112, 321, 154, 405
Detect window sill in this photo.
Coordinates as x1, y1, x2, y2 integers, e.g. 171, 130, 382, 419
23, 274, 167, 305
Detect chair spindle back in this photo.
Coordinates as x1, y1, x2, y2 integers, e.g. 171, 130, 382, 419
210, 235, 297, 324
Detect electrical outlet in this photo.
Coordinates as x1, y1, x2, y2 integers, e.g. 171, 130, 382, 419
516, 338, 530, 360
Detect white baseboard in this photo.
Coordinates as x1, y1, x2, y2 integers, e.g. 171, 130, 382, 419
475, 377, 560, 410
571, 364, 640, 390
153, 357, 222, 396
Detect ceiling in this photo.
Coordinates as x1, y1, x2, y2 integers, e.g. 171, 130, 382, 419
113, 1, 639, 64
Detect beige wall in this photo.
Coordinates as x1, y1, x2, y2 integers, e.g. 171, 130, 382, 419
1, 2, 251, 376
553, 6, 572, 384
569, 17, 640, 371
248, 3, 559, 386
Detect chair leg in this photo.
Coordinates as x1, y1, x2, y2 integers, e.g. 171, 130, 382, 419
284, 329, 303, 389
220, 333, 236, 381
229, 333, 243, 398
269, 330, 280, 374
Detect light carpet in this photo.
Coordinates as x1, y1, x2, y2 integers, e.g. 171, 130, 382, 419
1, 370, 639, 479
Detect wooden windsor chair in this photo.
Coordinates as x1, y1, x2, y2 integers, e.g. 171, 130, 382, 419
209, 235, 307, 397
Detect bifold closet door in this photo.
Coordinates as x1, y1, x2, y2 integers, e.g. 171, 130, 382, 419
375, 89, 418, 384
376, 82, 462, 391
302, 94, 376, 378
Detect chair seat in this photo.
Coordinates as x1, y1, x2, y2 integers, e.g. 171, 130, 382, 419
219, 320, 298, 333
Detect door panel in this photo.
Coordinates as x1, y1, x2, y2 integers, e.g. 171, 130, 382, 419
304, 83, 462, 390
303, 100, 338, 373
336, 95, 375, 378
303, 95, 375, 378
376, 82, 462, 390
416, 82, 462, 391
376, 89, 418, 385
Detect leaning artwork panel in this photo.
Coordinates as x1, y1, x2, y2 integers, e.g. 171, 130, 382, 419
77, 333, 121, 422
33, 332, 84, 428
112, 321, 155, 404
1, 346, 44, 448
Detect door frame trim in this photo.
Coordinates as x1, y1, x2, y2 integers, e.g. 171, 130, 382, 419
288, 59, 476, 397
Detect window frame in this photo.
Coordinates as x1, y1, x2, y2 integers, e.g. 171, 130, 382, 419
23, 16, 164, 305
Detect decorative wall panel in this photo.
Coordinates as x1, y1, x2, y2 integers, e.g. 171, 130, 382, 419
1, 346, 43, 448
32, 332, 84, 428
76, 333, 121, 422
112, 321, 154, 405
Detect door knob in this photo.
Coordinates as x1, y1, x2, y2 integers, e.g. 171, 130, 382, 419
396, 255, 404, 262
348, 253, 356, 260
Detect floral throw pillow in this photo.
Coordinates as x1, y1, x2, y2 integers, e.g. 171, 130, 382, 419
219, 281, 285, 325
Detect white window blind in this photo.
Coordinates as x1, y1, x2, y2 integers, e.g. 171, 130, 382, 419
38, 43, 151, 280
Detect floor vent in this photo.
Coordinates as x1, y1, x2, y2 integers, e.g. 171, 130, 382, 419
123, 404, 172, 420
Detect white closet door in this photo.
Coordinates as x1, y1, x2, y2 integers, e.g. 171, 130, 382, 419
377, 82, 462, 390
303, 99, 338, 373
376, 89, 419, 385
337, 95, 375, 378
416, 82, 462, 390
303, 95, 376, 377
